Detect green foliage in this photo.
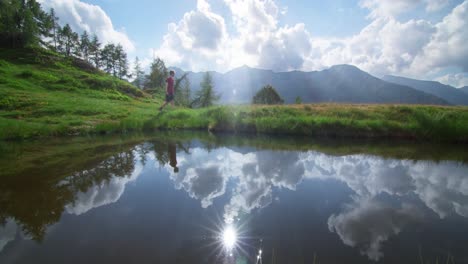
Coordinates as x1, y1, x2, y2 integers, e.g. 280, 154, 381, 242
252, 84, 284, 105
1, 47, 468, 143
132, 56, 144, 89
89, 34, 101, 68
57, 24, 79, 57
1, 1, 130, 82
144, 58, 167, 90
79, 30, 90, 61
0, 0, 46, 48
0, 47, 150, 139
192, 72, 220, 108
99, 43, 128, 79
175, 73, 191, 107
295, 96, 302, 104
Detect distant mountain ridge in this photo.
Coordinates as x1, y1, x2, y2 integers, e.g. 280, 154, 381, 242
461, 86, 468, 95
174, 65, 449, 105
382, 75, 468, 106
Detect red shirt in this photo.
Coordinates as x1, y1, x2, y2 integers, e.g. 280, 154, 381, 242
166, 76, 174, 95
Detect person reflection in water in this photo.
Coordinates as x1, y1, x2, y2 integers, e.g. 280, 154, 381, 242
168, 142, 179, 173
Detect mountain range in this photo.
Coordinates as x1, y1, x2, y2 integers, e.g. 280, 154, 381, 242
460, 86, 468, 95
173, 65, 468, 106
382, 75, 468, 105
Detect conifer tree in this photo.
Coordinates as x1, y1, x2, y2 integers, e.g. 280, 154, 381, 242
89, 34, 101, 68
132, 57, 145, 88
79, 30, 91, 61
192, 72, 220, 108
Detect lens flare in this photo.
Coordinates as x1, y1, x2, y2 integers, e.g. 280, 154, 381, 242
222, 225, 237, 250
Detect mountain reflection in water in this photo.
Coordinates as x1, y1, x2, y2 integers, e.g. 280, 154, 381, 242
1, 133, 467, 263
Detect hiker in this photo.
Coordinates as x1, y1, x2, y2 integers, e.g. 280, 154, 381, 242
159, 70, 175, 111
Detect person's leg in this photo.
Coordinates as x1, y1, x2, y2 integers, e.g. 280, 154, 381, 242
170, 94, 174, 107
159, 101, 168, 110
160, 94, 170, 110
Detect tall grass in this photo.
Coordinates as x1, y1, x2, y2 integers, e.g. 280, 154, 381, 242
1, 48, 467, 142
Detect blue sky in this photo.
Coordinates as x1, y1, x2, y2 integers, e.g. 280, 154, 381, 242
40, 0, 468, 87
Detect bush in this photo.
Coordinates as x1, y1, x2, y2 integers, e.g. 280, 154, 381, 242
17, 70, 34, 78
252, 85, 284, 105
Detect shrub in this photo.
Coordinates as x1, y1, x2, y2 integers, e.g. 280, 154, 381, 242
252, 85, 284, 105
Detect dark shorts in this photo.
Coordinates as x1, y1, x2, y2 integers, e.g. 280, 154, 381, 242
165, 94, 174, 102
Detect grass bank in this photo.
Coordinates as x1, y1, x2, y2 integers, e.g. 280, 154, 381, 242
1, 48, 467, 142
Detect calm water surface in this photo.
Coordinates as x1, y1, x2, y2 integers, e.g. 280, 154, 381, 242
1, 133, 468, 264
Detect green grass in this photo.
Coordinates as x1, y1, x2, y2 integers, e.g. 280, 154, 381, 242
1, 47, 468, 142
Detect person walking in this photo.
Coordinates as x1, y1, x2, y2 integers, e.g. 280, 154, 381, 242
159, 70, 175, 111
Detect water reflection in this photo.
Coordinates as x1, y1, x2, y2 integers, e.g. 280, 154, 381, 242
1, 134, 468, 263
164, 143, 468, 261
328, 197, 424, 260
0, 147, 139, 241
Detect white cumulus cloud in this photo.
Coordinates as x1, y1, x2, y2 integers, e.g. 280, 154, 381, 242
154, 0, 467, 85
436, 73, 468, 87
412, 1, 468, 73
359, 0, 422, 19
425, 0, 450, 11
154, 0, 228, 71
38, 0, 135, 52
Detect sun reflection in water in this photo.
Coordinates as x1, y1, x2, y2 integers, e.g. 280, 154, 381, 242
202, 217, 264, 263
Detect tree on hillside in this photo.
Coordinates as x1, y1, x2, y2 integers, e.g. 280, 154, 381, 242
100, 43, 115, 74
46, 8, 60, 50
0, 0, 47, 48
89, 34, 101, 68
192, 72, 220, 108
57, 24, 79, 57
132, 57, 144, 89
79, 30, 91, 62
175, 73, 191, 107
252, 84, 284, 105
114, 44, 129, 79
144, 58, 167, 90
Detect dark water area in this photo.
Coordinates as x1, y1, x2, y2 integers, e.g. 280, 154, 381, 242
1, 132, 468, 264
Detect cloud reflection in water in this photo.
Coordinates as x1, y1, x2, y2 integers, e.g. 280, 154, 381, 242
165, 146, 468, 260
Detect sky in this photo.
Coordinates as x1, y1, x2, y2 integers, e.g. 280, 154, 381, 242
38, 0, 468, 87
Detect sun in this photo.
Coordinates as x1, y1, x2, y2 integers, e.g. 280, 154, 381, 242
222, 225, 237, 251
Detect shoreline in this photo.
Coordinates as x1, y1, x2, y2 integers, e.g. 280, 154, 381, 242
2, 104, 467, 143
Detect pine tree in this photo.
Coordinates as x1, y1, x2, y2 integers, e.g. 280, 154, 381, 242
252, 84, 284, 105
144, 58, 167, 90
79, 30, 91, 62
176, 74, 191, 107
132, 57, 145, 89
192, 72, 220, 108
57, 24, 78, 57
89, 34, 101, 68
0, 0, 47, 48
115, 44, 128, 79
47, 8, 60, 50
100, 43, 115, 74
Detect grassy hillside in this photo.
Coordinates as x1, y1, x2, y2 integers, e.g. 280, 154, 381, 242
0, 47, 162, 139
1, 48, 468, 142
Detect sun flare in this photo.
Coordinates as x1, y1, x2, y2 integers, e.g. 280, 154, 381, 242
222, 225, 237, 250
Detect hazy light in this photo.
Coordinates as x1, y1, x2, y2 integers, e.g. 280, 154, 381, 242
222, 225, 237, 250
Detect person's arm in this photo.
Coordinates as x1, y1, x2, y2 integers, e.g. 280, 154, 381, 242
165, 78, 169, 94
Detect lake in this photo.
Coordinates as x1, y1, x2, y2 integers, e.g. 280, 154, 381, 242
1, 132, 468, 263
